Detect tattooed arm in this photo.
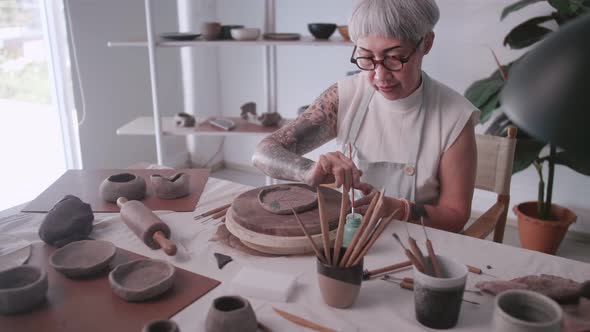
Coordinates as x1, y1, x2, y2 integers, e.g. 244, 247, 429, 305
253, 84, 361, 188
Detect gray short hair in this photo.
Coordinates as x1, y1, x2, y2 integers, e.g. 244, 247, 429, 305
349, 0, 439, 43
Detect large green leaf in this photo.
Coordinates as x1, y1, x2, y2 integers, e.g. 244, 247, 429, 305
504, 16, 554, 49
501, 0, 545, 20
479, 92, 501, 124
553, 151, 590, 176
464, 78, 504, 110
548, 0, 577, 14
513, 138, 546, 173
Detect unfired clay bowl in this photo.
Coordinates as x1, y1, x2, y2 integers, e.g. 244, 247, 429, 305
150, 173, 191, 200
0, 265, 48, 314
109, 259, 175, 302
142, 319, 180, 332
205, 295, 257, 332
99, 173, 146, 203
49, 240, 117, 278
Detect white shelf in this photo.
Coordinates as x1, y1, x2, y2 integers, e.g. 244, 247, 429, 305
108, 37, 353, 48
117, 116, 291, 137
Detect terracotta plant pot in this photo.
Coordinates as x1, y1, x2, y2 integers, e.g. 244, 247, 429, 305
205, 295, 257, 332
316, 254, 363, 308
514, 202, 577, 255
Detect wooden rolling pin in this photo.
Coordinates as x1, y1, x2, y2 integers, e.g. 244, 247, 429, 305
117, 197, 177, 256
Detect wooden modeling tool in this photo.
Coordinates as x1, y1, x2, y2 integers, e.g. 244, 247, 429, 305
193, 203, 231, 220
419, 217, 442, 277
404, 221, 429, 275
348, 209, 399, 267
347, 143, 355, 216
200, 206, 230, 224
339, 191, 381, 267
392, 233, 425, 273
332, 185, 350, 265
273, 307, 336, 332
347, 195, 384, 266
363, 260, 413, 280
466, 264, 498, 278
117, 197, 177, 256
316, 188, 332, 266
292, 208, 327, 264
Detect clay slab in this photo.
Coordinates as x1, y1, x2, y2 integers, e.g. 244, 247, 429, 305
49, 240, 116, 278
109, 259, 176, 302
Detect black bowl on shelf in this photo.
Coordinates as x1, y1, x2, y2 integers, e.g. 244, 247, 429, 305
308, 23, 337, 39
221, 25, 244, 40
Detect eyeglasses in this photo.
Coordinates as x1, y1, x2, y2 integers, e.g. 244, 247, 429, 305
350, 38, 424, 72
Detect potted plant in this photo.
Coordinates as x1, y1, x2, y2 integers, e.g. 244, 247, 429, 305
465, 0, 590, 254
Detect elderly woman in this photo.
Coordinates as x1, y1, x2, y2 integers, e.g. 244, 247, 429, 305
252, 0, 479, 232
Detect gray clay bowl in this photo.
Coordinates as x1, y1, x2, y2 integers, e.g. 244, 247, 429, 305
308, 23, 337, 39
109, 259, 175, 302
150, 173, 191, 200
142, 319, 180, 332
49, 240, 117, 278
99, 173, 147, 203
0, 265, 48, 314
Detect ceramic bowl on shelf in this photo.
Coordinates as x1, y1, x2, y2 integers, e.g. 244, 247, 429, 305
201, 22, 222, 40
160, 32, 200, 41
231, 28, 261, 41
221, 25, 244, 40
262, 33, 301, 41
337, 25, 350, 41
308, 23, 337, 39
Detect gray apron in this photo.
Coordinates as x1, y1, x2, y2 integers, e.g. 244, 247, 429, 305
341, 73, 429, 202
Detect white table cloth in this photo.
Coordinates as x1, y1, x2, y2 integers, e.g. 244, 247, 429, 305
1, 178, 589, 331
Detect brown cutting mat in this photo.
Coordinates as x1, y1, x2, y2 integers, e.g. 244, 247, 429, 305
0, 243, 220, 332
22, 168, 209, 213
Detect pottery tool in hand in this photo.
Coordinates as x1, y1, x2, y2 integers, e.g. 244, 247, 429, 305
193, 203, 231, 220
273, 307, 336, 332
117, 197, 177, 256
419, 217, 442, 277
392, 233, 425, 273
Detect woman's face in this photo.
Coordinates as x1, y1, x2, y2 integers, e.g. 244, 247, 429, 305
354, 33, 433, 100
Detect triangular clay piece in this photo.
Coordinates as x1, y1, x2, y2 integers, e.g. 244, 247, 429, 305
214, 253, 233, 270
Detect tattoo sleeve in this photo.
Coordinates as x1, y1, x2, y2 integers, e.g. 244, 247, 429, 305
252, 83, 339, 182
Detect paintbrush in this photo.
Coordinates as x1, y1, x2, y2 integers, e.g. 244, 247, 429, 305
392, 233, 425, 273
316, 187, 332, 266
419, 217, 442, 277
404, 221, 430, 275
332, 184, 350, 265
291, 207, 327, 265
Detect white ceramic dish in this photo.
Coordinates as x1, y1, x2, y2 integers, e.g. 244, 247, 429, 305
230, 28, 261, 41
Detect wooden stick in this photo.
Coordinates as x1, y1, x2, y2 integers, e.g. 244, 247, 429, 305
153, 231, 177, 256
419, 217, 442, 278
348, 214, 394, 267
211, 207, 229, 219
273, 307, 336, 332
339, 191, 380, 267
392, 233, 425, 273
332, 185, 350, 265
346, 195, 385, 266
365, 260, 413, 279
316, 187, 332, 266
292, 208, 327, 265
194, 203, 231, 219
408, 237, 428, 275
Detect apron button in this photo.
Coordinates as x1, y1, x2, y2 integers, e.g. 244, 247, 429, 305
404, 165, 415, 176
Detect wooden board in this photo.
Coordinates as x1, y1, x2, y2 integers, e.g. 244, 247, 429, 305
22, 169, 209, 213
230, 184, 342, 236
0, 243, 220, 332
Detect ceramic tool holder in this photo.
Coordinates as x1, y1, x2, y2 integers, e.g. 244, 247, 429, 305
117, 198, 177, 256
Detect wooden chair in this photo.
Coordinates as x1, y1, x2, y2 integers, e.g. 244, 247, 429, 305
462, 127, 518, 243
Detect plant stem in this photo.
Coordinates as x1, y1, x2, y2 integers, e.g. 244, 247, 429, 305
533, 161, 545, 219
544, 145, 556, 220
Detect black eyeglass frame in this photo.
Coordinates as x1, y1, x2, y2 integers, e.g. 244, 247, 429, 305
350, 38, 424, 72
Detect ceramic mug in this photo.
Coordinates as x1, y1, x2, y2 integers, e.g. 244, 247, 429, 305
316, 250, 363, 308
493, 289, 562, 332
205, 295, 257, 332
413, 255, 468, 329
201, 22, 221, 41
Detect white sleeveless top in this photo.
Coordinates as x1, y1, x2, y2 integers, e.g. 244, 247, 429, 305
336, 72, 479, 204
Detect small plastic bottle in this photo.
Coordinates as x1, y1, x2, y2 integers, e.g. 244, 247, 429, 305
343, 213, 362, 247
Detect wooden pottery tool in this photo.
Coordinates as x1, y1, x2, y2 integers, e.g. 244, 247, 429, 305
273, 307, 336, 332
363, 260, 413, 280
194, 203, 231, 220
348, 211, 398, 267
419, 217, 442, 277
466, 264, 498, 278
339, 191, 380, 267
331, 185, 350, 265
117, 198, 177, 256
292, 208, 327, 264
316, 188, 332, 266
392, 233, 425, 273
404, 221, 428, 274
347, 143, 355, 216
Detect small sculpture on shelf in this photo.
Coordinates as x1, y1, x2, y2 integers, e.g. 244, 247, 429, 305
240, 102, 257, 120
174, 112, 195, 127
240, 101, 282, 127
257, 112, 282, 127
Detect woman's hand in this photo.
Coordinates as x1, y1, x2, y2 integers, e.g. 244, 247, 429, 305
353, 183, 403, 219
303, 152, 363, 189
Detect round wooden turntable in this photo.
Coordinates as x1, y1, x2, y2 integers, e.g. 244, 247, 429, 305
225, 184, 342, 255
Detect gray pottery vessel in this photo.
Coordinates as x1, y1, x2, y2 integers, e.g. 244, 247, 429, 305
205, 295, 257, 332
49, 240, 117, 278
99, 173, 146, 202
109, 259, 175, 302
493, 289, 562, 332
150, 173, 191, 200
0, 265, 48, 314
142, 319, 180, 332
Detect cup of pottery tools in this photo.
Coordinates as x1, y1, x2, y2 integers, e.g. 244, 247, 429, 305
493, 289, 562, 332
205, 295, 257, 332
317, 249, 363, 308
413, 255, 467, 329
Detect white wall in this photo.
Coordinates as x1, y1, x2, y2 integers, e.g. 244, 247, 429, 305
215, 0, 590, 234
66, 0, 185, 169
